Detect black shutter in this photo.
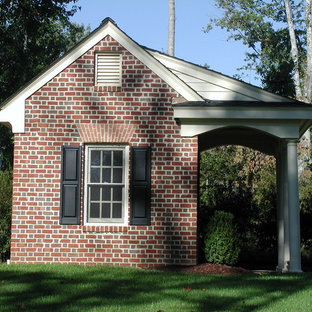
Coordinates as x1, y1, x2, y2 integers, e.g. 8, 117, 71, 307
130, 146, 151, 225
60, 145, 82, 225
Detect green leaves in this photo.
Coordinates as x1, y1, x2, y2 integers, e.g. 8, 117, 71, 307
0, 0, 89, 103
204, 210, 241, 265
207, 0, 306, 98
0, 169, 12, 261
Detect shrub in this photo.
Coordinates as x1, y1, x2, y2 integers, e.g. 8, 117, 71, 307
204, 210, 241, 266
0, 170, 12, 261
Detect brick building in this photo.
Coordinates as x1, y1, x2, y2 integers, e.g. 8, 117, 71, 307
1, 18, 312, 271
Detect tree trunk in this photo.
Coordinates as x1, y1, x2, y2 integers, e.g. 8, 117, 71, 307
284, 0, 303, 100
305, 0, 312, 103
168, 0, 175, 56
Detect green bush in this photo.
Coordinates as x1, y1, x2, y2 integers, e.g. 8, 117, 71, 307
204, 210, 241, 266
0, 170, 12, 261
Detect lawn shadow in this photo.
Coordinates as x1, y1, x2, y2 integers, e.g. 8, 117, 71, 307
0, 264, 311, 312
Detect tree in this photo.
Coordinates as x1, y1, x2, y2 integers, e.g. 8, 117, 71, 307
207, 0, 311, 102
0, 0, 89, 170
168, 0, 175, 56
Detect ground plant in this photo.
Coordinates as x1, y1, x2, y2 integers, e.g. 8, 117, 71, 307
204, 211, 240, 265
0, 264, 311, 312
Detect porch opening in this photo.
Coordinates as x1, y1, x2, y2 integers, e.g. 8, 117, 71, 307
196, 125, 307, 272
198, 144, 277, 270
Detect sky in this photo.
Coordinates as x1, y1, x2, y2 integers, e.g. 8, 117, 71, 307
70, 0, 258, 85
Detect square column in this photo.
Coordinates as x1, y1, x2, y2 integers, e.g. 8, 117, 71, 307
277, 139, 302, 272
276, 141, 290, 271
286, 139, 302, 272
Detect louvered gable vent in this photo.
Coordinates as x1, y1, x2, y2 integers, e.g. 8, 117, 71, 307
95, 53, 122, 86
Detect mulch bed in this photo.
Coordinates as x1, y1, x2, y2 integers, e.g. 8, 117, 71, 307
152, 263, 254, 275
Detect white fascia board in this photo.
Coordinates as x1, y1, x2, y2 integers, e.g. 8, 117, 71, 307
173, 106, 312, 120
179, 119, 299, 139
150, 51, 292, 103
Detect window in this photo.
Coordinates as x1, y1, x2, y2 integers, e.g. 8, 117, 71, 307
95, 53, 122, 86
85, 146, 128, 224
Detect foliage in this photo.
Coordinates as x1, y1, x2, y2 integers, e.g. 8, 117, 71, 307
0, 126, 13, 170
0, 170, 12, 261
200, 145, 245, 209
299, 170, 312, 256
1, 264, 312, 312
204, 210, 241, 265
206, 0, 306, 98
0, 0, 90, 170
0, 0, 86, 102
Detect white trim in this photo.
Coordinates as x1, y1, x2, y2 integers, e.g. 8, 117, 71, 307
84, 145, 129, 226
179, 120, 300, 139
173, 106, 312, 120
0, 100, 24, 133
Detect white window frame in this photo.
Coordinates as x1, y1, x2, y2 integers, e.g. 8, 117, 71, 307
95, 52, 122, 86
84, 145, 129, 226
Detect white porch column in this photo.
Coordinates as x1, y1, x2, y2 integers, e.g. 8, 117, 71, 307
276, 141, 290, 272
276, 147, 285, 271
286, 139, 302, 272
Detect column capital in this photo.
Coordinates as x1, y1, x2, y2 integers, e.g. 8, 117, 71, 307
285, 139, 299, 144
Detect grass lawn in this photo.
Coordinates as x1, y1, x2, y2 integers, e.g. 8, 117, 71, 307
0, 264, 312, 312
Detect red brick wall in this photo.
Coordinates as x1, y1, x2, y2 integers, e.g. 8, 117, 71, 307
10, 35, 198, 267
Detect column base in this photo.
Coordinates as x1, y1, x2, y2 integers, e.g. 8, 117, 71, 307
276, 261, 302, 273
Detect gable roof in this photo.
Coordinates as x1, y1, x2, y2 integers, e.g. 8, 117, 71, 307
0, 17, 202, 133
148, 49, 294, 102
0, 17, 301, 133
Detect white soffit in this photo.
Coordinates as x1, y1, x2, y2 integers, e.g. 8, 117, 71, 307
173, 106, 312, 120
149, 50, 294, 103
179, 120, 300, 139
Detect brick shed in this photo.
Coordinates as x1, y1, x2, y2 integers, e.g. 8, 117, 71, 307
1, 18, 312, 271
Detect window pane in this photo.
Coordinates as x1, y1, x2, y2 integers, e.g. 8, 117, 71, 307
90, 203, 100, 218
87, 146, 126, 223
102, 186, 111, 201
102, 168, 111, 183
90, 186, 100, 201
102, 203, 111, 218
113, 151, 123, 166
112, 203, 122, 218
113, 186, 122, 201
113, 168, 122, 183
91, 150, 100, 166
102, 151, 111, 166
90, 168, 100, 183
